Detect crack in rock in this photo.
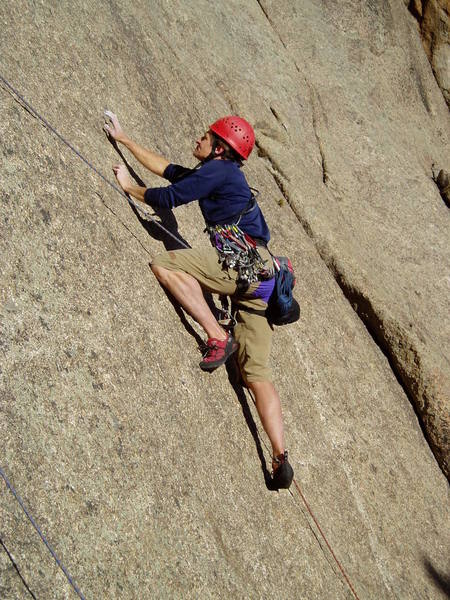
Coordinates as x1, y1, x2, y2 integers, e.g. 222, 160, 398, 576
432, 167, 450, 207
250, 1, 448, 479
0, 537, 37, 599
259, 139, 448, 477
255, 140, 315, 238
254, 2, 330, 187
310, 93, 330, 186
301, 77, 333, 188
255, 0, 289, 52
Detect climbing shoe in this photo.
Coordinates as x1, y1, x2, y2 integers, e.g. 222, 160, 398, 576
199, 333, 238, 371
271, 450, 294, 489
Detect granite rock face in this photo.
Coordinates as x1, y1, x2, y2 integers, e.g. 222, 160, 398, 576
405, 0, 450, 106
256, 0, 450, 478
1, 1, 449, 599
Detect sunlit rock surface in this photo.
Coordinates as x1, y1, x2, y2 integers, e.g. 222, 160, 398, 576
1, 2, 449, 599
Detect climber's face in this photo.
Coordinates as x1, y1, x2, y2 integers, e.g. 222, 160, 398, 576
193, 131, 214, 160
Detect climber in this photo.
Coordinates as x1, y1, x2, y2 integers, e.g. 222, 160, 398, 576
104, 111, 294, 489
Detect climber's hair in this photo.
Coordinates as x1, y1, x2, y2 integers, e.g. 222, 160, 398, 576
210, 132, 243, 166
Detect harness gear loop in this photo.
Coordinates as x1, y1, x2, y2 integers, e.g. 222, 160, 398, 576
207, 223, 271, 290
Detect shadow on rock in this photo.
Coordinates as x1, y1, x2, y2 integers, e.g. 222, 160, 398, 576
159, 284, 205, 352
109, 137, 189, 251
423, 557, 450, 598
225, 357, 274, 490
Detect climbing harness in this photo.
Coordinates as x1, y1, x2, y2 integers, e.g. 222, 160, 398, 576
207, 223, 272, 288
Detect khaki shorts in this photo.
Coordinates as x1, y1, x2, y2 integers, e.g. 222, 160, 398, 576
151, 246, 274, 382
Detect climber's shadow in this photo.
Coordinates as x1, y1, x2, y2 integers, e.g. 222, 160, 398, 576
156, 282, 225, 354
225, 358, 274, 490
423, 557, 450, 598
159, 285, 205, 351
108, 137, 188, 250
108, 135, 211, 342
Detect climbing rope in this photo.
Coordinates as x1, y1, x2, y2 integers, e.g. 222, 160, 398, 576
291, 478, 360, 600
247, 387, 361, 600
1, 74, 360, 600
0, 467, 86, 600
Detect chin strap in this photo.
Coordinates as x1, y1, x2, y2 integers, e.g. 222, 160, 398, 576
203, 137, 221, 162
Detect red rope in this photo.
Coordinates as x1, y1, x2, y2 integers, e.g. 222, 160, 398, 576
292, 478, 361, 600
247, 390, 360, 599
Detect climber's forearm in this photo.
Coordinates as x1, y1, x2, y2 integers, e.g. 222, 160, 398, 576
123, 182, 147, 203
120, 137, 169, 177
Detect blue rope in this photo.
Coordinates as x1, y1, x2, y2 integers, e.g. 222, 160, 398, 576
0, 467, 86, 599
0, 73, 190, 250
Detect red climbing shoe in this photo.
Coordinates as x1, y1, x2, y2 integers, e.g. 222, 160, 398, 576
199, 333, 238, 371
271, 450, 294, 489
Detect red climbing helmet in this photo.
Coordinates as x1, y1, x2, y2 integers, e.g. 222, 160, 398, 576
209, 116, 255, 160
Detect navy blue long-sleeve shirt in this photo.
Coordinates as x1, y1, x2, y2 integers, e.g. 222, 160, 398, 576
144, 160, 271, 243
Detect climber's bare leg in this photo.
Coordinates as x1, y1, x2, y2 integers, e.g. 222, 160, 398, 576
247, 380, 285, 458
151, 264, 226, 340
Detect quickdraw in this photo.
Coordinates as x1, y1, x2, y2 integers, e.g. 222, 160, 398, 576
207, 223, 272, 288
